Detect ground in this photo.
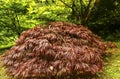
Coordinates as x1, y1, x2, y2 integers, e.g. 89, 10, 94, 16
104, 52, 120, 79
103, 42, 120, 79
0, 42, 120, 79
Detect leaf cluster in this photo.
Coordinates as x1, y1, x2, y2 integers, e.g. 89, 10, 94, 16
1, 22, 107, 78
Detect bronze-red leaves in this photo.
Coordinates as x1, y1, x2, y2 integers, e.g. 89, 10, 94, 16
1, 22, 107, 78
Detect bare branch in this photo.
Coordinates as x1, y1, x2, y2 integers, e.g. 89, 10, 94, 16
84, 0, 97, 24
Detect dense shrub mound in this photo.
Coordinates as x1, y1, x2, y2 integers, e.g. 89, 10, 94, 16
1, 22, 107, 78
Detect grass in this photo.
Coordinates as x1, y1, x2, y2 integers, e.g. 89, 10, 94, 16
103, 55, 120, 79
0, 67, 11, 79
103, 41, 120, 79
0, 42, 120, 79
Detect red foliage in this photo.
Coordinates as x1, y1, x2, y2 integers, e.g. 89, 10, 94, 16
1, 22, 107, 78
106, 41, 117, 49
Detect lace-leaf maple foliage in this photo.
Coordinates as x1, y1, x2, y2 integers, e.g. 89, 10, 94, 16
1, 22, 107, 78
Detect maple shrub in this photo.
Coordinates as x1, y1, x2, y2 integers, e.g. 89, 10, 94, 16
1, 22, 107, 79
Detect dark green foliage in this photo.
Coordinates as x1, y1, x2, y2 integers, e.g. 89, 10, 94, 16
10, 2, 28, 14
88, 0, 120, 40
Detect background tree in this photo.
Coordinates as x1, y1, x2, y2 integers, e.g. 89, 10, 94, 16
0, 0, 120, 49
88, 0, 120, 40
